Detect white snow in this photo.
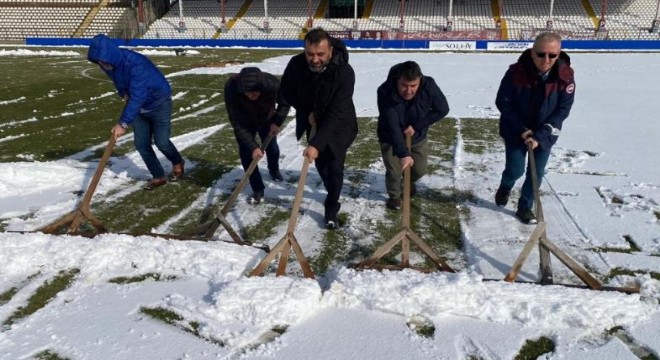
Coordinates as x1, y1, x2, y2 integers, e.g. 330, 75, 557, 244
0, 51, 659, 359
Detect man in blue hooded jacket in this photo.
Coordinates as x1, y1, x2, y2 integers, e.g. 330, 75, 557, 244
87, 34, 184, 190
495, 32, 575, 224
377, 61, 449, 210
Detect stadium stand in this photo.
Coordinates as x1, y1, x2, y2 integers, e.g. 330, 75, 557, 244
589, 0, 660, 39
0, 0, 659, 42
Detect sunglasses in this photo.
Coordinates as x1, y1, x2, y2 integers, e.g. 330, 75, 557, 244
534, 51, 559, 59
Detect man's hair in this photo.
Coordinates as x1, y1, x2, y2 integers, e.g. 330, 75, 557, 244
534, 32, 562, 47
304, 28, 332, 45
394, 61, 423, 81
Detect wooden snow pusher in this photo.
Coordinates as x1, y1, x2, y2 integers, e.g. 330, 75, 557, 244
502, 143, 640, 294
38, 135, 116, 236
187, 134, 274, 249
351, 134, 454, 273
248, 127, 318, 279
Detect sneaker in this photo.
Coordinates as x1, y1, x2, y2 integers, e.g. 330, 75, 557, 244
386, 197, 401, 210
325, 220, 339, 230
171, 159, 185, 181
495, 187, 510, 207
144, 177, 167, 190
269, 169, 284, 182
515, 208, 537, 224
248, 191, 264, 204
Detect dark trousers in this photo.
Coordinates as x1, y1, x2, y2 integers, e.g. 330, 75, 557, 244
380, 137, 429, 199
499, 141, 551, 210
237, 126, 280, 193
315, 146, 347, 221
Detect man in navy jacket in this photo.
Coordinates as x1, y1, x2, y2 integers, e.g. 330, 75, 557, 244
495, 32, 576, 224
280, 28, 358, 229
377, 61, 449, 210
87, 34, 184, 190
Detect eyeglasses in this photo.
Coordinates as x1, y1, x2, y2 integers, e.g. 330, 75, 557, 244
534, 51, 559, 59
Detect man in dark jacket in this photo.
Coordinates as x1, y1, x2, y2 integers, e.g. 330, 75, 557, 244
495, 32, 575, 224
280, 28, 358, 229
87, 33, 184, 190
225, 67, 290, 204
377, 61, 450, 210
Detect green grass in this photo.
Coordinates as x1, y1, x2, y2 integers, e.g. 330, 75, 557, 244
3, 269, 79, 328
140, 306, 225, 346
0, 286, 18, 305
33, 350, 70, 360
108, 272, 178, 284
240, 209, 290, 243
602, 267, 660, 283
514, 336, 555, 360
0, 48, 476, 270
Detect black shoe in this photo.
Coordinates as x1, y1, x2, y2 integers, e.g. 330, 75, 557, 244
269, 169, 284, 182
325, 220, 339, 230
386, 197, 401, 210
515, 208, 537, 224
249, 191, 264, 204
495, 187, 510, 207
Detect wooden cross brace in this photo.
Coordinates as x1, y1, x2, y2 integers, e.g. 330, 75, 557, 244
39, 135, 116, 235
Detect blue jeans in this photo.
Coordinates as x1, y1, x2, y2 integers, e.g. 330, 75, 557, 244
131, 99, 183, 179
499, 141, 551, 210
237, 125, 280, 193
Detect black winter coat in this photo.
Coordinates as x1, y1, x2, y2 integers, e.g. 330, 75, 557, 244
377, 64, 449, 158
280, 37, 358, 154
496, 49, 575, 150
224, 72, 290, 151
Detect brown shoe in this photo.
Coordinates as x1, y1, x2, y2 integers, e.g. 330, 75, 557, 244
171, 159, 185, 181
144, 177, 167, 190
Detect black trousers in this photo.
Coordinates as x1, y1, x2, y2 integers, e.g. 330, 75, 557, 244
315, 146, 347, 221
237, 125, 280, 193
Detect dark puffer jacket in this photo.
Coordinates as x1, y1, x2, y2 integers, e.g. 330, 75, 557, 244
224, 70, 290, 151
87, 34, 171, 125
496, 49, 576, 149
280, 37, 358, 154
377, 64, 450, 158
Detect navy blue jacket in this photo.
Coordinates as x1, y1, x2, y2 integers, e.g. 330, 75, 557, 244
377, 64, 449, 158
224, 71, 290, 151
87, 34, 171, 125
496, 49, 575, 149
280, 37, 358, 154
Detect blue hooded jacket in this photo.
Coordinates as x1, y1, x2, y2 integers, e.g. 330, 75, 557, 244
87, 34, 171, 125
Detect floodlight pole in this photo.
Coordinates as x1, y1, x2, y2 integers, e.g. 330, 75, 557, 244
307, 0, 313, 28
548, 0, 555, 28
599, 0, 609, 29
220, 0, 226, 28
263, 0, 270, 30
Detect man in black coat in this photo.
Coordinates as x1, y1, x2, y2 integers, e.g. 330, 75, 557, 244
377, 61, 449, 210
280, 28, 358, 229
225, 67, 290, 204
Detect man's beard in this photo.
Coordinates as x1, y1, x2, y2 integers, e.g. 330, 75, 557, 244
308, 61, 328, 73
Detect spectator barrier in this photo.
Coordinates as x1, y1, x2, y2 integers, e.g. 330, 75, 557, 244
25, 37, 660, 51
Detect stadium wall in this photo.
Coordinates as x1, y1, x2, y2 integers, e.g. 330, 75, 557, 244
25, 38, 660, 51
